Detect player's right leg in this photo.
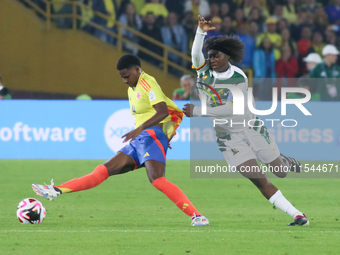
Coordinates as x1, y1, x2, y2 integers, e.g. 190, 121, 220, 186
135, 126, 209, 226
237, 159, 309, 226
144, 160, 209, 226
246, 129, 309, 225
237, 159, 279, 199
32, 152, 135, 201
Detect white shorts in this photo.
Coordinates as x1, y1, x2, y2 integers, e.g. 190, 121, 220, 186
216, 127, 280, 168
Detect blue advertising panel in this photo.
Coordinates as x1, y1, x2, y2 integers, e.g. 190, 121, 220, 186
0, 100, 189, 160
190, 101, 340, 161
0, 101, 339, 160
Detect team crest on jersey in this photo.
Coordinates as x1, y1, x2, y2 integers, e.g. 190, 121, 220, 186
203, 74, 208, 80
136, 92, 141, 100
231, 148, 239, 155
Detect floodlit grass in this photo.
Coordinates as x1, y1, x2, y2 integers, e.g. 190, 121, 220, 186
1, 160, 339, 254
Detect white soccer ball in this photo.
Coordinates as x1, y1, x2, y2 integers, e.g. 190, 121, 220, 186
16, 198, 46, 224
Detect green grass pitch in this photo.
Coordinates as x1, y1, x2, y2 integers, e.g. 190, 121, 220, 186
0, 160, 339, 254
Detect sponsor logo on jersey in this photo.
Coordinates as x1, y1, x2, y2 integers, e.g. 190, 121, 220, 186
149, 91, 156, 101
144, 152, 150, 157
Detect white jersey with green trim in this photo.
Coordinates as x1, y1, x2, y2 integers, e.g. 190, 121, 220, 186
194, 62, 256, 134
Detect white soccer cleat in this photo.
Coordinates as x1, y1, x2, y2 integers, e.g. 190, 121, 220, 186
32, 179, 60, 201
191, 214, 210, 226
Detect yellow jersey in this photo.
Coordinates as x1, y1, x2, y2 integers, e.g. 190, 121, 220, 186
128, 71, 184, 141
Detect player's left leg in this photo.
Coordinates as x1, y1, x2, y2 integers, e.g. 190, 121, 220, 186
247, 129, 309, 225
144, 160, 209, 226
54, 152, 136, 193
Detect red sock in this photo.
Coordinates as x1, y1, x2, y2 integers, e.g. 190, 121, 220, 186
55, 165, 109, 193
152, 177, 201, 218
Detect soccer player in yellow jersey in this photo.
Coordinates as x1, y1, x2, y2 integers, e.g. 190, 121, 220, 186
32, 54, 209, 226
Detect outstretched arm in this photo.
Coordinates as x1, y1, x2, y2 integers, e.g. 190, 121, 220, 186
191, 15, 215, 69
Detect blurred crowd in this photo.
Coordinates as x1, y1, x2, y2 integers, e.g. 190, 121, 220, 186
14, 0, 340, 101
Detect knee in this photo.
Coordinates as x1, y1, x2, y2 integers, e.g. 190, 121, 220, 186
103, 162, 122, 176
148, 174, 160, 183
275, 172, 288, 178
146, 167, 165, 183
267, 160, 289, 178
151, 176, 167, 190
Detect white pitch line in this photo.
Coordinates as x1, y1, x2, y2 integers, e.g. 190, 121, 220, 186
1, 229, 340, 234
99, 229, 340, 234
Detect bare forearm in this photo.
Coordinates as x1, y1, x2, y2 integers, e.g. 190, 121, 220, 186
140, 111, 168, 130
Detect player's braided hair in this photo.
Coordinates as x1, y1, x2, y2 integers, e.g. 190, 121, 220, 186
204, 35, 245, 63
117, 54, 141, 70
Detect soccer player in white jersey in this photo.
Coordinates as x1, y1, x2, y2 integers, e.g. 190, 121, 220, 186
183, 15, 309, 226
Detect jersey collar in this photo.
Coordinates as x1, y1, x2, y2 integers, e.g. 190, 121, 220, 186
212, 63, 234, 79
136, 71, 145, 89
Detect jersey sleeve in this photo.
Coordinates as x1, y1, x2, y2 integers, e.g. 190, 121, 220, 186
141, 76, 166, 106
192, 60, 210, 74
192, 27, 210, 73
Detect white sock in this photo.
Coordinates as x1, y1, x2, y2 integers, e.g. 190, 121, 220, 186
269, 190, 303, 218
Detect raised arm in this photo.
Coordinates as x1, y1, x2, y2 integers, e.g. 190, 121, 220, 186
191, 15, 215, 68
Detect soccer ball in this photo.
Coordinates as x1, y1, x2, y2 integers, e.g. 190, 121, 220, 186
16, 198, 46, 224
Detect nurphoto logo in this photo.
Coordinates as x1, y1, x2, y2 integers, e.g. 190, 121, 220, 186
198, 82, 312, 128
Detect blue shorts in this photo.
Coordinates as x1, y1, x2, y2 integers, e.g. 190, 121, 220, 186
118, 126, 168, 169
